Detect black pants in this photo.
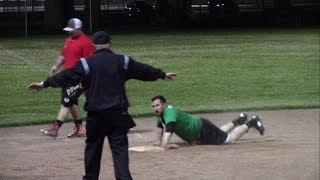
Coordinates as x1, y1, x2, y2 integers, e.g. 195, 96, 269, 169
198, 118, 228, 145
83, 110, 135, 180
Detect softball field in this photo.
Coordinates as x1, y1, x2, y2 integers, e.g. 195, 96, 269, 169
0, 108, 319, 180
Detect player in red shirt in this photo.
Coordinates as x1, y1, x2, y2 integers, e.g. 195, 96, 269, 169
41, 18, 94, 138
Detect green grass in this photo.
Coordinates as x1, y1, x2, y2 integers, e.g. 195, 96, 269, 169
0, 28, 319, 127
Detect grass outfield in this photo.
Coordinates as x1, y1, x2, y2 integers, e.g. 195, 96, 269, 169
0, 28, 319, 127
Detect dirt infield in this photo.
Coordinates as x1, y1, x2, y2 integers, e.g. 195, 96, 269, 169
0, 109, 319, 180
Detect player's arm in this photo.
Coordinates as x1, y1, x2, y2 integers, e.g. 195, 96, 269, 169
155, 122, 164, 146
51, 56, 64, 75
161, 122, 176, 149
51, 42, 67, 75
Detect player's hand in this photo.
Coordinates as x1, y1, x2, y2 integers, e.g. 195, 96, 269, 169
27, 82, 44, 92
164, 72, 176, 80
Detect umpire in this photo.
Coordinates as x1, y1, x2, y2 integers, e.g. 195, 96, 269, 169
27, 31, 176, 180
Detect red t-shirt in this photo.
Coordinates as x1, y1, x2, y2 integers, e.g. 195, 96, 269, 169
61, 33, 94, 69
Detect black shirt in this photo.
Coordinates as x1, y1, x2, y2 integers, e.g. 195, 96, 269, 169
43, 48, 166, 112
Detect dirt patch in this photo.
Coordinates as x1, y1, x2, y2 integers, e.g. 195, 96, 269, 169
0, 109, 319, 180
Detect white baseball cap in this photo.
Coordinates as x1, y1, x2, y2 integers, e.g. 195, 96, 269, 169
63, 18, 82, 32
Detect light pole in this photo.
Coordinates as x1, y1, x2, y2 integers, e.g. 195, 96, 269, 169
24, 0, 28, 37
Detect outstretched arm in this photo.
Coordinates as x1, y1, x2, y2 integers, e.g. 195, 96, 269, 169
28, 60, 87, 92
126, 57, 176, 81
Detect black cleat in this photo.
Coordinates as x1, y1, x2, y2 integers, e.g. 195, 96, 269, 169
250, 116, 265, 135
232, 112, 248, 126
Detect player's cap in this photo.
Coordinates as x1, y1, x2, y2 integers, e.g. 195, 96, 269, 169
63, 18, 82, 32
92, 31, 111, 45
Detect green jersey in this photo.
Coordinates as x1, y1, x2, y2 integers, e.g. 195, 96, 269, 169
157, 105, 203, 143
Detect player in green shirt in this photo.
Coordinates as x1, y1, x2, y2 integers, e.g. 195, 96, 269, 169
151, 95, 265, 149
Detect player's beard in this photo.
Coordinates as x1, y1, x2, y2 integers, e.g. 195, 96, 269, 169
155, 110, 164, 116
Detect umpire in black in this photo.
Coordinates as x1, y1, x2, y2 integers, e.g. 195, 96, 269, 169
27, 31, 176, 180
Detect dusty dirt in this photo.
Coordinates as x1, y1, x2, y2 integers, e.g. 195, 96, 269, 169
0, 109, 319, 180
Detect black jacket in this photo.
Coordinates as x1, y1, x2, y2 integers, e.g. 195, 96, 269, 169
43, 48, 166, 112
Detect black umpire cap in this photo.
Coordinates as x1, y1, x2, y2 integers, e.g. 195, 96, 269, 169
92, 31, 111, 45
